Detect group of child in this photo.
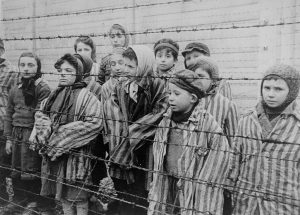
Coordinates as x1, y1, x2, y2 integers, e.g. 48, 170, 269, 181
0, 23, 299, 215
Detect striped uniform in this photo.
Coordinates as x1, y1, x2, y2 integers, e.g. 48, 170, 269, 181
84, 76, 102, 100
101, 78, 121, 150
148, 105, 231, 215
199, 93, 239, 146
228, 101, 300, 215
218, 79, 232, 101
0, 60, 18, 131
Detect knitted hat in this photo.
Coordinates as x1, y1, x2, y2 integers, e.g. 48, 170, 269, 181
182, 42, 210, 57
187, 56, 219, 82
262, 64, 300, 106
153, 38, 179, 58
169, 69, 205, 99
0, 38, 4, 57
73, 53, 93, 78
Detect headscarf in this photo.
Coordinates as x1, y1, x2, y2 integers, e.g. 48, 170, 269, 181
44, 54, 87, 126
73, 53, 93, 79
128, 45, 155, 89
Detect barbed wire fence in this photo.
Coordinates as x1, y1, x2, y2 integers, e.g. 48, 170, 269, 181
1, 1, 300, 214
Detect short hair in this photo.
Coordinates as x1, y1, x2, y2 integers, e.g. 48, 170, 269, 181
109, 24, 126, 36
18, 52, 42, 78
74, 36, 97, 63
122, 47, 138, 65
154, 38, 179, 61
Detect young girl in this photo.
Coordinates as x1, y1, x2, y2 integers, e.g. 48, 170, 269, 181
182, 42, 232, 100
188, 56, 239, 146
3, 52, 50, 214
74, 36, 100, 82
30, 53, 102, 215
148, 69, 231, 215
99, 24, 130, 84
229, 64, 300, 215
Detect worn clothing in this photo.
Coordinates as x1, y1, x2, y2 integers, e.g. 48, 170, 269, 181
199, 92, 239, 146
30, 88, 102, 200
148, 106, 231, 215
4, 78, 50, 138
105, 45, 168, 186
229, 101, 300, 215
101, 77, 121, 148
10, 127, 41, 179
84, 76, 102, 100
218, 79, 232, 100
0, 59, 18, 131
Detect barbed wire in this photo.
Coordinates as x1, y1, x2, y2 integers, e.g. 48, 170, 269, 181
0, 1, 182, 22
3, 19, 300, 41
0, 69, 299, 80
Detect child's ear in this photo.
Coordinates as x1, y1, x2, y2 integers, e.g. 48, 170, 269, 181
190, 94, 198, 104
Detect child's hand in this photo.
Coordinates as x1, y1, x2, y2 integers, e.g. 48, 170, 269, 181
5, 139, 12, 155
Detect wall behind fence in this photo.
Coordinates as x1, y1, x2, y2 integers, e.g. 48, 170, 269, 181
1, 0, 300, 112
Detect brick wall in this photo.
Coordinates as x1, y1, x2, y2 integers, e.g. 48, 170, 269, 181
1, 0, 299, 112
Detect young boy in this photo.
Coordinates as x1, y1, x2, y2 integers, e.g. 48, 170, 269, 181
229, 64, 300, 214
188, 56, 239, 146
148, 69, 231, 215
105, 45, 167, 214
182, 42, 232, 100
154, 38, 179, 76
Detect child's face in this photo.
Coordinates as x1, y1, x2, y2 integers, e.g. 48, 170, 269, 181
123, 57, 137, 77
57, 61, 77, 87
262, 78, 289, 108
168, 83, 197, 113
19, 57, 38, 79
110, 53, 125, 77
195, 68, 212, 92
109, 29, 126, 48
76, 42, 92, 59
185, 50, 205, 68
155, 48, 175, 73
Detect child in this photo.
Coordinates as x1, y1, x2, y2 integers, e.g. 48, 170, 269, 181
3, 52, 51, 214
74, 36, 100, 82
101, 47, 126, 150
105, 45, 167, 214
99, 24, 130, 84
188, 56, 239, 146
154, 38, 179, 76
182, 42, 232, 100
30, 53, 102, 215
229, 64, 300, 215
0, 38, 18, 207
148, 69, 231, 215
73, 53, 102, 100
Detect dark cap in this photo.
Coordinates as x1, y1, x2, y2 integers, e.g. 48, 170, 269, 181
182, 42, 210, 57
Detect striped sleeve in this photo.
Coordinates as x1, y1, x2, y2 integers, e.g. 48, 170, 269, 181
224, 101, 239, 146
47, 90, 102, 159
218, 79, 232, 100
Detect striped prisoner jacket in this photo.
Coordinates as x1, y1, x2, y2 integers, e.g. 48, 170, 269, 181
148, 105, 231, 215
228, 101, 300, 215
199, 92, 239, 146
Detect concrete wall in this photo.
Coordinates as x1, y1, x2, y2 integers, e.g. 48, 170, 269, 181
1, 0, 299, 112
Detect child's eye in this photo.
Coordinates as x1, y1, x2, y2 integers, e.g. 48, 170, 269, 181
57, 69, 62, 73
117, 33, 123, 38
19, 63, 25, 67
28, 63, 35, 68
110, 61, 117, 66
264, 86, 270, 90
275, 87, 283, 91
